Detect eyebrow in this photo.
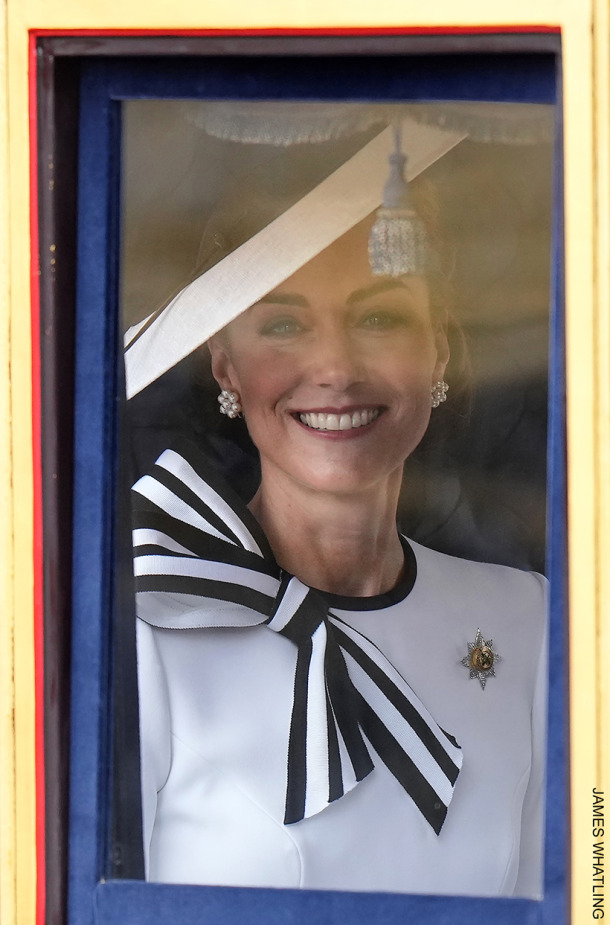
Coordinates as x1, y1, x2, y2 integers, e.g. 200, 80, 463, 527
254, 279, 408, 309
253, 292, 309, 307
346, 279, 409, 304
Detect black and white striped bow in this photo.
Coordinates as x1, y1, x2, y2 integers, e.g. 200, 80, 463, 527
132, 444, 462, 833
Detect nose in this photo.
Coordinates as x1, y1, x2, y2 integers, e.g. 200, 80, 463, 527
310, 329, 363, 391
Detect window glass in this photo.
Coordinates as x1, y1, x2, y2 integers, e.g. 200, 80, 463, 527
117, 98, 554, 899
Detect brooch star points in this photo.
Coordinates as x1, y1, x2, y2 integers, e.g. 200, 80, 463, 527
461, 628, 500, 690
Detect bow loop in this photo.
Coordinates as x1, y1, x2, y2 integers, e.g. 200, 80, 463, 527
266, 575, 326, 642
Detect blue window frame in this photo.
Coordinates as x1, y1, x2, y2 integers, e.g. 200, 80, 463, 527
68, 44, 567, 925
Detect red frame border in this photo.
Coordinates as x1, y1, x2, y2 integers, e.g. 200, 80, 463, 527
28, 29, 45, 925
30, 24, 561, 38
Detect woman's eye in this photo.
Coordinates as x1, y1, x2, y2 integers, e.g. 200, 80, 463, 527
259, 317, 303, 337
359, 310, 405, 330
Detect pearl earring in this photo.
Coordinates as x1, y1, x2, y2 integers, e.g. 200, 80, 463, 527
218, 389, 242, 419
431, 380, 449, 409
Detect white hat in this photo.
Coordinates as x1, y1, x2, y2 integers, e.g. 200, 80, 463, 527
124, 115, 465, 399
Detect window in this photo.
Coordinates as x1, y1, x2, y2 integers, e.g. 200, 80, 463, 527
36, 34, 567, 925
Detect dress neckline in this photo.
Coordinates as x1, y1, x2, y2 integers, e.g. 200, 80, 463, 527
310, 537, 417, 612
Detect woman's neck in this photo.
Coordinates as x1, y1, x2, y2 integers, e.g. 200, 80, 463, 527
248, 467, 405, 598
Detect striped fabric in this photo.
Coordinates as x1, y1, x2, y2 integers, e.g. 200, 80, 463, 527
132, 444, 462, 833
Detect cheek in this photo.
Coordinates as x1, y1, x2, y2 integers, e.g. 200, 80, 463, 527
232, 352, 298, 415
385, 341, 438, 389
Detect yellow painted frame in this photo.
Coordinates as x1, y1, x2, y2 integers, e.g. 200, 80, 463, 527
1, 2, 608, 925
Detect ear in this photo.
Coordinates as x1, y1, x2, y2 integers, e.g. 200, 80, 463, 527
432, 318, 450, 382
208, 335, 240, 393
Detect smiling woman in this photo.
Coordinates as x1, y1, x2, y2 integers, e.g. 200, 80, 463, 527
208, 217, 448, 596
122, 100, 551, 898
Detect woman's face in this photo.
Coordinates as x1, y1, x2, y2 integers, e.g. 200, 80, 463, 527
209, 215, 449, 498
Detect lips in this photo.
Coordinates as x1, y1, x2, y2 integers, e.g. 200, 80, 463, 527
297, 408, 381, 432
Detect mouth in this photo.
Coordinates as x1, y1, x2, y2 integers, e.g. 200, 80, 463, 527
296, 407, 382, 432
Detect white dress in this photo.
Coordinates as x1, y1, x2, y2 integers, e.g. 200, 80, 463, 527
137, 519, 547, 898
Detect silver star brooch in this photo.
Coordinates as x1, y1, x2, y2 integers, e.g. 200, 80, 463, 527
461, 628, 501, 690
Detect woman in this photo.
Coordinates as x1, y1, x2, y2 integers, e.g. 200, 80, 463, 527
129, 115, 547, 898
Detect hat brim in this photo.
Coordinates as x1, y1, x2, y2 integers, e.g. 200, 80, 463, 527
124, 116, 465, 399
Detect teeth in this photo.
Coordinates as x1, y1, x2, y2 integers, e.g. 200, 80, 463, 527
299, 408, 380, 431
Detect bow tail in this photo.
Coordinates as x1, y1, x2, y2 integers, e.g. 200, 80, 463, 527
275, 578, 461, 833
324, 639, 375, 789
283, 624, 374, 824
356, 695, 449, 834
333, 622, 462, 834
283, 639, 311, 824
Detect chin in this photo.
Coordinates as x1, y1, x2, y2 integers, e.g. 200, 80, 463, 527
286, 458, 404, 498
254, 422, 424, 497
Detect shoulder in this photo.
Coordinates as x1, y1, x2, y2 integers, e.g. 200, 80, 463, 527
408, 538, 547, 612
404, 539, 547, 687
